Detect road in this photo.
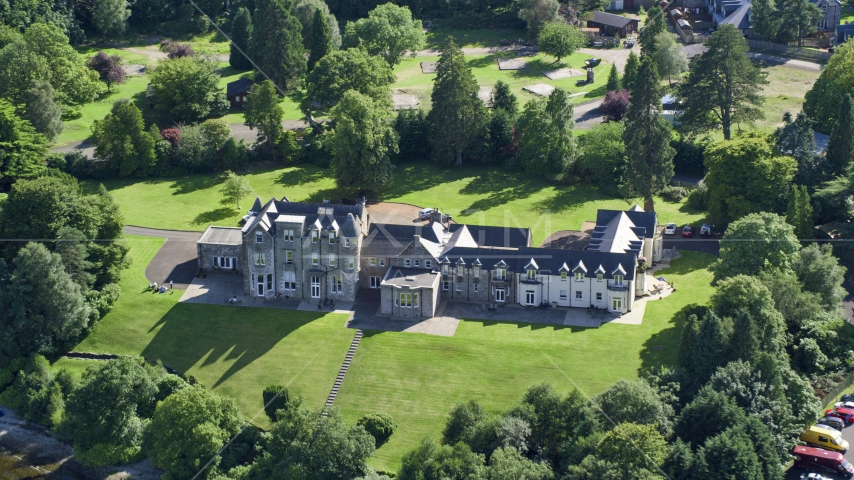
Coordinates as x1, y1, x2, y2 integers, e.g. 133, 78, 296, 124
124, 226, 201, 289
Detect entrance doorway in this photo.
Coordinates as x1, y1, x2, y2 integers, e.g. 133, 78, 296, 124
612, 298, 622, 311
495, 288, 505, 302
370, 276, 380, 288
525, 290, 535, 305
311, 277, 320, 298
257, 276, 264, 296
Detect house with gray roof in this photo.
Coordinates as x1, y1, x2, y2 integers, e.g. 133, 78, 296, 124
708, 0, 840, 36
197, 197, 662, 318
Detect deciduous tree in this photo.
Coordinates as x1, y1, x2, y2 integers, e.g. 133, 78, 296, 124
805, 42, 854, 133
143, 385, 242, 480
149, 55, 228, 122
307, 8, 332, 71
651, 31, 687, 84
777, 0, 822, 46
343, 3, 425, 67
294, 0, 342, 50
826, 93, 854, 175
0, 242, 92, 362
578, 121, 626, 196
596, 423, 668, 478
793, 243, 847, 311
714, 213, 801, 280
22, 81, 63, 143
328, 90, 398, 191
516, 0, 560, 32
704, 135, 795, 224
427, 37, 486, 166
600, 89, 631, 121
621, 57, 674, 212
219, 170, 254, 209
594, 380, 673, 436
92, 100, 156, 177
250, 0, 306, 92
538, 21, 587, 63
751, 0, 780, 40
87, 51, 126, 92
515, 87, 578, 177
229, 7, 253, 70
677, 24, 767, 140
303, 48, 394, 117
244, 79, 284, 155
639, 6, 667, 56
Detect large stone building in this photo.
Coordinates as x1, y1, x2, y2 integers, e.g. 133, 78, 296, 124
197, 197, 663, 318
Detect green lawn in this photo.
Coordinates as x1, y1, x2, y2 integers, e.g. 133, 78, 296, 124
336, 250, 716, 472
394, 51, 611, 110
66, 235, 355, 428
85, 162, 704, 245
842, 4, 854, 24
425, 28, 528, 49
75, 45, 153, 65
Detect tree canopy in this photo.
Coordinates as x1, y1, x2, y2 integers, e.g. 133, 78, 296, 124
303, 47, 394, 117
805, 41, 854, 133
0, 98, 48, 186
677, 24, 767, 140
307, 8, 333, 71
826, 93, 854, 175
343, 3, 425, 67
250, 0, 307, 92
714, 212, 801, 281
538, 21, 587, 62
704, 135, 795, 225
328, 90, 398, 191
229, 7, 253, 70
244, 80, 285, 155
515, 88, 578, 177
149, 55, 228, 123
92, 100, 157, 177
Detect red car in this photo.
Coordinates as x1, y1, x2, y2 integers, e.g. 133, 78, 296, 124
826, 407, 854, 424
682, 226, 694, 237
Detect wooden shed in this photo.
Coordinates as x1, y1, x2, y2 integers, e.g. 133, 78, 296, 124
586, 11, 640, 37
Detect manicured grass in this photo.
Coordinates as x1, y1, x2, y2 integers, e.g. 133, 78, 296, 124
842, 4, 854, 24
69, 235, 355, 428
754, 62, 820, 133
57, 75, 152, 146
84, 162, 704, 244
336, 250, 717, 472
217, 66, 305, 124
187, 31, 231, 55
75, 45, 153, 65
393, 51, 611, 109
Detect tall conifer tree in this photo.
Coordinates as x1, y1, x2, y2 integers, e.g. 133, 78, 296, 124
250, 0, 306, 92
427, 37, 485, 166
307, 8, 332, 71
827, 94, 854, 175
230, 7, 253, 70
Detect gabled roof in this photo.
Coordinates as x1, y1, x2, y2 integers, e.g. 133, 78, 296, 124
449, 223, 530, 248
242, 197, 364, 237
199, 226, 242, 245
588, 11, 637, 28
227, 78, 255, 97
719, 3, 751, 29
588, 212, 645, 255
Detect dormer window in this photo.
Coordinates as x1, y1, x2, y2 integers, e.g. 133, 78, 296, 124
283, 229, 294, 241
614, 275, 623, 285
255, 232, 263, 243
496, 267, 506, 280
527, 269, 536, 280
311, 231, 319, 243
457, 264, 464, 275
442, 264, 449, 274
597, 273, 603, 281
561, 271, 567, 280
329, 232, 336, 244
575, 272, 584, 281
343, 238, 350, 248
473, 266, 480, 277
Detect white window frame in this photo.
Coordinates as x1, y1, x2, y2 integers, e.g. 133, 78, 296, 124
329, 232, 336, 244
369, 257, 376, 266
457, 264, 464, 275
394, 290, 399, 306
284, 229, 294, 242
283, 272, 296, 290
311, 252, 319, 266
329, 253, 336, 267
455, 282, 462, 292
286, 250, 293, 265
614, 275, 623, 285
311, 276, 320, 298
343, 238, 350, 248
380, 258, 385, 266
473, 266, 480, 277
527, 269, 536, 280
266, 273, 273, 291
561, 271, 567, 281
425, 260, 432, 268
331, 276, 342, 293
443, 281, 449, 291
575, 272, 584, 281
576, 290, 582, 299
413, 292, 419, 307
254, 253, 265, 266
597, 273, 604, 281
612, 298, 623, 311
311, 230, 318, 243
442, 264, 448, 274
474, 282, 478, 293
414, 259, 420, 267
370, 276, 380, 288
405, 259, 411, 267
525, 290, 535, 305
495, 288, 505, 302
256, 232, 263, 243
496, 267, 506, 280
560, 290, 568, 300
596, 292, 603, 301
348, 257, 355, 270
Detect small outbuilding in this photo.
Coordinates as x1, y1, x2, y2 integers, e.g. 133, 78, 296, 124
586, 11, 640, 37
227, 78, 255, 109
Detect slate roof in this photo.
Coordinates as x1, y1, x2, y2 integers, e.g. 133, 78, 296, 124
242, 197, 364, 238
227, 78, 255, 97
588, 212, 645, 254
588, 11, 637, 28
198, 226, 242, 245
595, 208, 656, 242
719, 3, 751, 29
448, 224, 531, 248
442, 246, 637, 280
382, 267, 441, 288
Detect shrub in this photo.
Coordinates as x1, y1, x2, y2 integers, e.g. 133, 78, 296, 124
686, 183, 709, 210
277, 131, 301, 164
358, 413, 398, 444
672, 135, 708, 176
0, 355, 63, 427
161, 127, 181, 147
600, 89, 631, 122
661, 185, 687, 202
262, 385, 291, 422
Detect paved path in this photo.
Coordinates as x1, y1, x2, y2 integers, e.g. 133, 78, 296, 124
124, 226, 201, 289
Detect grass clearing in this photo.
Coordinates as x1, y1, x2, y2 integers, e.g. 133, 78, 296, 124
85, 162, 704, 245
68, 235, 354, 428
393, 51, 610, 109
336, 250, 717, 471
425, 28, 528, 49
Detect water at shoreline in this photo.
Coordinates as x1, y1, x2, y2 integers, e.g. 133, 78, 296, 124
0, 449, 83, 480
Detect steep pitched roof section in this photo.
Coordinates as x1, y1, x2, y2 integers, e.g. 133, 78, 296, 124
227, 78, 255, 97
448, 223, 530, 248
444, 246, 637, 280
242, 197, 365, 237
588, 212, 645, 254
589, 11, 636, 28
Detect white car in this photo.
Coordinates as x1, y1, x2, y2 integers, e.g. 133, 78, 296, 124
664, 223, 677, 235
419, 208, 434, 220
800, 473, 830, 480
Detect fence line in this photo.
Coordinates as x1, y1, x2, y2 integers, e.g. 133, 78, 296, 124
821, 369, 854, 409
745, 39, 832, 62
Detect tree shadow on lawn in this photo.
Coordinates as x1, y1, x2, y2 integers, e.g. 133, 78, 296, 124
169, 172, 225, 195
468, 53, 502, 69
530, 183, 625, 214
638, 303, 696, 374
379, 163, 470, 200
191, 207, 237, 226
457, 170, 547, 213
141, 302, 325, 388
276, 165, 329, 188
510, 58, 569, 80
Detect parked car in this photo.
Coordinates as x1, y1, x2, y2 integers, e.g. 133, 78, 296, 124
817, 416, 846, 432
841, 392, 854, 402
800, 425, 850, 453
793, 445, 854, 478
664, 223, 677, 235
584, 57, 602, 67
800, 473, 831, 480
827, 407, 854, 424
700, 224, 714, 236
682, 226, 693, 237
418, 208, 434, 220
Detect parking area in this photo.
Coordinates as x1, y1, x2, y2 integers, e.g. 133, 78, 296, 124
661, 222, 721, 257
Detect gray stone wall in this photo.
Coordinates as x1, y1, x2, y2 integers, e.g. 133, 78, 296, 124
244, 227, 276, 298
388, 287, 432, 318
198, 244, 241, 273
381, 286, 393, 314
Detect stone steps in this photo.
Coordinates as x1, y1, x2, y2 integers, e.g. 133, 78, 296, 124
321, 329, 363, 418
